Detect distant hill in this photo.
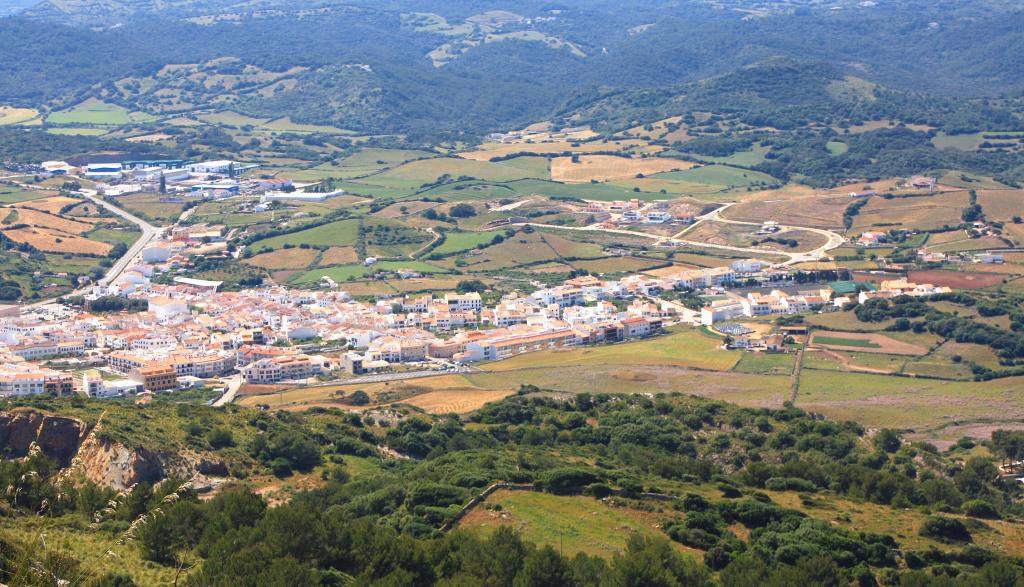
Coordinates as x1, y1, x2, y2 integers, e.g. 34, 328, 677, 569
2, 1, 1024, 140
563, 60, 1022, 135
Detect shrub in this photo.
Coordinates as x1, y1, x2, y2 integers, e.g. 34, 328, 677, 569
540, 467, 601, 494
920, 515, 972, 542
207, 427, 234, 449
962, 500, 1000, 519
764, 477, 818, 492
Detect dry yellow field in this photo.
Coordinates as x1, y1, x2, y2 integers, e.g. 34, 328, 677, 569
126, 133, 174, 143
401, 389, 515, 413
238, 374, 512, 414
243, 247, 319, 270
460, 138, 658, 161
551, 155, 693, 183
0, 106, 38, 125
319, 246, 360, 265
7, 208, 100, 234
852, 192, 970, 231
13, 196, 84, 215
1, 227, 111, 254
976, 190, 1024, 221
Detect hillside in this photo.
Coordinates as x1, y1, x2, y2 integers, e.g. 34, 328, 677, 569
4, 391, 1024, 584
1, 1, 1024, 141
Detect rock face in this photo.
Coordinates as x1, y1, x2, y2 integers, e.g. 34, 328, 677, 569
76, 435, 165, 489
0, 410, 228, 491
0, 410, 88, 466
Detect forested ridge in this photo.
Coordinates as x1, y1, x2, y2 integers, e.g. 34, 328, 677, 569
2, 0, 1024, 140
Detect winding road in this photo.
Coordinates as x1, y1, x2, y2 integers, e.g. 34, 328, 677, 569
77, 190, 162, 286
510, 201, 846, 266
12, 179, 163, 308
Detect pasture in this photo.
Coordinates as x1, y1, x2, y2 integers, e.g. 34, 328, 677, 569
431, 231, 497, 256
1, 227, 111, 255
252, 219, 360, 250
851, 192, 969, 231
796, 370, 1024, 443
480, 327, 740, 373
451, 231, 603, 272
0, 106, 39, 125
13, 195, 82, 215
117, 193, 200, 222
907, 270, 1004, 289
46, 98, 154, 125
550, 155, 690, 183
373, 157, 538, 188
460, 490, 684, 558
243, 247, 319, 270
0, 187, 47, 204
722, 194, 853, 230
318, 246, 360, 265
288, 260, 449, 284
976, 189, 1024, 221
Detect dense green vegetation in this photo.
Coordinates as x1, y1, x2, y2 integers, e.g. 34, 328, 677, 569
5, 390, 1024, 584
1, 1, 1024, 142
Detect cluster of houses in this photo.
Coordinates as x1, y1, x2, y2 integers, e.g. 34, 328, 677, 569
700, 277, 952, 326
0, 251, 799, 397
0, 264, 705, 395
581, 199, 697, 226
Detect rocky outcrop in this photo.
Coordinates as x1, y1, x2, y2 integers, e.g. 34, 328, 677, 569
0, 410, 89, 466
76, 437, 165, 490
0, 410, 230, 492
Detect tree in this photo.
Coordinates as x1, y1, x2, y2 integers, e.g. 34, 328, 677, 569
348, 390, 370, 405
603, 535, 712, 587
449, 203, 477, 218
456, 279, 487, 294
514, 546, 575, 587
108, 242, 128, 259
207, 427, 235, 449
920, 515, 971, 543
873, 429, 901, 453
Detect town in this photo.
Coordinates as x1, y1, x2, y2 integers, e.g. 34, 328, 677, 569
0, 234, 954, 399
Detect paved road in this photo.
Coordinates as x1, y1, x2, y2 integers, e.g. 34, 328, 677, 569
15, 182, 162, 309
77, 190, 162, 286
507, 198, 846, 267
515, 220, 804, 263
705, 204, 846, 265
211, 374, 243, 407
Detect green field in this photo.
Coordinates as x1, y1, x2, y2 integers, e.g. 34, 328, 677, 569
796, 370, 1024, 433
732, 351, 795, 375
0, 187, 46, 204
481, 327, 739, 372
431, 231, 497, 255
826, 141, 849, 155
647, 164, 776, 186
813, 336, 882, 348
252, 219, 360, 250
117, 193, 198, 222
86, 227, 141, 245
371, 158, 540, 191
289, 260, 450, 284
45, 127, 110, 136
461, 490, 685, 558
46, 98, 156, 126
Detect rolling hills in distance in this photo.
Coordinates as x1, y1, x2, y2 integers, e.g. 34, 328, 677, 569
3, 1, 1024, 586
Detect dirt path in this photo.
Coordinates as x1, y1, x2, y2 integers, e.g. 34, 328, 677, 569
788, 348, 804, 404
816, 348, 895, 375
